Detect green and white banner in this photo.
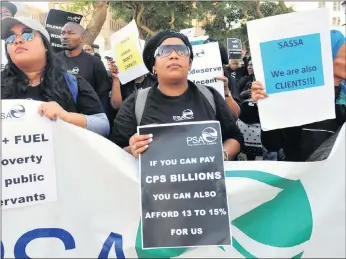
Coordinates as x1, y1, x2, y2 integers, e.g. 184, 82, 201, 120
1, 100, 345, 258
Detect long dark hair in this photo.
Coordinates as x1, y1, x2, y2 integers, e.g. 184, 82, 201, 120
1, 32, 73, 107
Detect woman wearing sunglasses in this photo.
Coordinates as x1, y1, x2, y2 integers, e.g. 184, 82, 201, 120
110, 30, 243, 160
1, 17, 109, 137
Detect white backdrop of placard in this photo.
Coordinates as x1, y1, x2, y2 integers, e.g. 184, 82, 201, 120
1, 100, 345, 258
247, 8, 335, 131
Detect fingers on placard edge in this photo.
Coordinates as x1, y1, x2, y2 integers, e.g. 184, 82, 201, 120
135, 145, 149, 156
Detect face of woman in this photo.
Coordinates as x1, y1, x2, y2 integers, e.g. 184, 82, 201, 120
333, 43, 346, 82
153, 37, 191, 82
6, 24, 46, 68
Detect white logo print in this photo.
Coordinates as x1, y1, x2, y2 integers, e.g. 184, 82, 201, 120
67, 67, 79, 75
173, 109, 194, 121
201, 127, 218, 143
67, 16, 81, 22
186, 127, 218, 147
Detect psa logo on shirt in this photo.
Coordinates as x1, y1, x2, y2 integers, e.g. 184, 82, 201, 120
173, 109, 194, 121
187, 127, 218, 147
67, 67, 79, 75
1, 104, 26, 120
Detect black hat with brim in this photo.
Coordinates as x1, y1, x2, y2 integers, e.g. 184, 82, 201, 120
143, 30, 193, 72
1, 1, 17, 16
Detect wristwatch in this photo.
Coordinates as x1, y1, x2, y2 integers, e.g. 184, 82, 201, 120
225, 92, 231, 98
223, 150, 229, 161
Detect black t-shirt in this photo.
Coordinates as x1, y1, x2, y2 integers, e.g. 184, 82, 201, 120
2, 76, 104, 115
120, 74, 157, 101
56, 51, 111, 109
110, 81, 243, 148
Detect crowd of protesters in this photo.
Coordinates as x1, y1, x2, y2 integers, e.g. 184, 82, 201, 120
1, 1, 345, 162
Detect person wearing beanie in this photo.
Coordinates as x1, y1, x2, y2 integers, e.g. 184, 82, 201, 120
251, 30, 346, 161
110, 30, 243, 160
1, 17, 110, 137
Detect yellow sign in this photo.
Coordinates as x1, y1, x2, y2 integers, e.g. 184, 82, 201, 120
115, 34, 143, 72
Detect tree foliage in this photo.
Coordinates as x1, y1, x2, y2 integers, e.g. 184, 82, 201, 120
199, 1, 294, 49
64, 0, 294, 45
109, 1, 196, 39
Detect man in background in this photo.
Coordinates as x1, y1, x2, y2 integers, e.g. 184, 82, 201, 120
57, 22, 111, 114
83, 44, 101, 59
1, 1, 17, 18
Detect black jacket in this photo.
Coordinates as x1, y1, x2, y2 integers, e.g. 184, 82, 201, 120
261, 86, 346, 161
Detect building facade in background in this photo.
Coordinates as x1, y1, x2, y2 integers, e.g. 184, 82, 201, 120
318, 1, 345, 30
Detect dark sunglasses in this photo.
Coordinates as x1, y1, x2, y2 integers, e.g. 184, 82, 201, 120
5, 29, 36, 44
154, 45, 190, 58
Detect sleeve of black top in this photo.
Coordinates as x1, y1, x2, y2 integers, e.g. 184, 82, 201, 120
227, 75, 241, 104
76, 76, 104, 115
93, 57, 112, 109
109, 93, 137, 148
209, 88, 244, 147
261, 129, 283, 151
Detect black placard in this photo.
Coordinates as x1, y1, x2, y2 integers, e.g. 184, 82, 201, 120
138, 121, 231, 249
227, 38, 242, 60
45, 9, 83, 53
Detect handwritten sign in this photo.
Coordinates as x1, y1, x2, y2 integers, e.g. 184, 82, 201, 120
110, 20, 149, 84
260, 33, 324, 94
115, 34, 142, 72
188, 42, 224, 98
247, 8, 335, 131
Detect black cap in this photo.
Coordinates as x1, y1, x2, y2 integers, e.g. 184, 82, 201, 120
204, 38, 229, 65
1, 1, 17, 16
143, 30, 193, 72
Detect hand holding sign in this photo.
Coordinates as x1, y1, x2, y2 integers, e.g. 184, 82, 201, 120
129, 133, 153, 157
251, 81, 268, 102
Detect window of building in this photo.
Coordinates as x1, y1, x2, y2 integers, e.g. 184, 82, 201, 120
337, 17, 341, 26
318, 1, 326, 8
332, 17, 337, 25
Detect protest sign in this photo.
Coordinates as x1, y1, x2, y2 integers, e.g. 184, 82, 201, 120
188, 42, 224, 97
138, 122, 231, 249
45, 9, 83, 53
110, 20, 149, 84
1, 40, 7, 70
1, 100, 57, 210
247, 8, 335, 131
1, 100, 345, 258
227, 38, 242, 59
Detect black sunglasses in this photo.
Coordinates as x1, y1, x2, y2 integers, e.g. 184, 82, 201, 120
5, 29, 36, 44
154, 45, 190, 58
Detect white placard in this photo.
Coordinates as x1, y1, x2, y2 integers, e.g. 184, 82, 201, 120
1, 100, 57, 210
188, 42, 224, 98
110, 19, 149, 84
1, 101, 345, 257
247, 8, 335, 131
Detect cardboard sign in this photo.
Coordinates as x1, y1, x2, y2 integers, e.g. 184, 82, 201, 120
45, 9, 83, 53
227, 38, 242, 60
138, 121, 231, 249
247, 8, 335, 131
110, 20, 149, 84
